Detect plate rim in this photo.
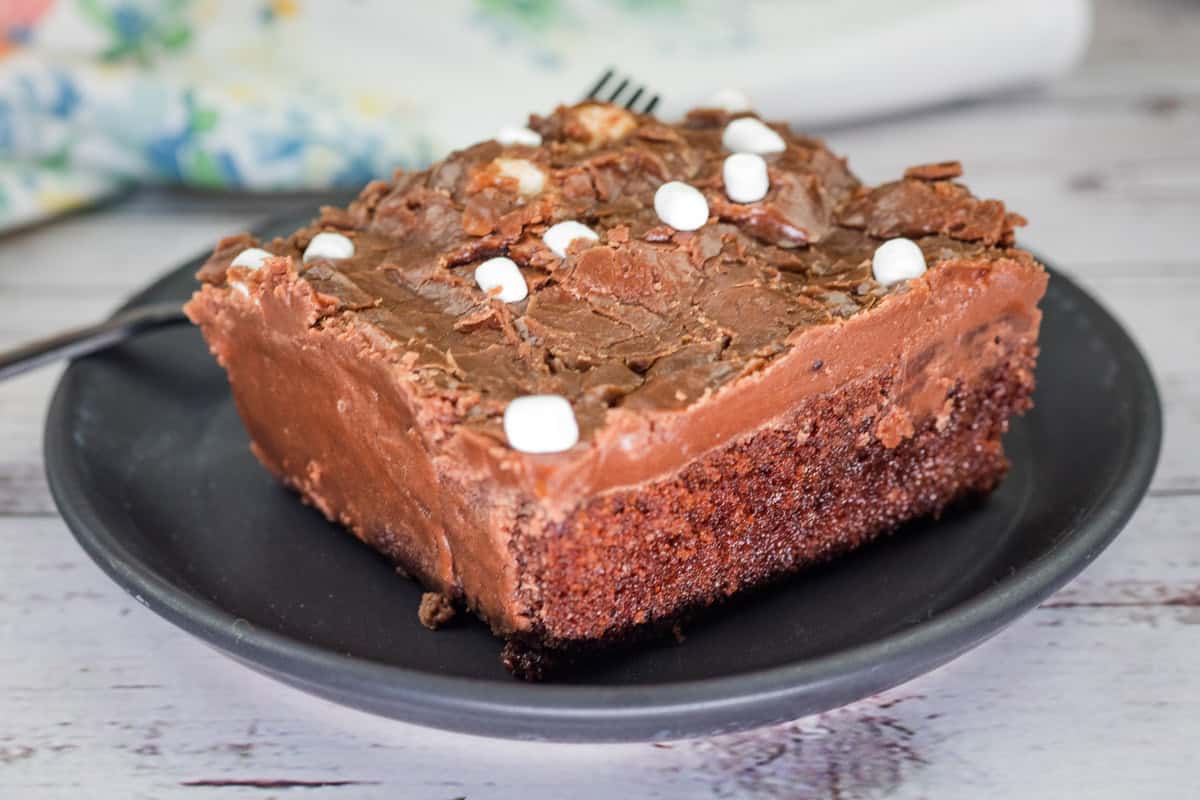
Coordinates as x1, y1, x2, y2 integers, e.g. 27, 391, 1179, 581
43, 233, 1162, 742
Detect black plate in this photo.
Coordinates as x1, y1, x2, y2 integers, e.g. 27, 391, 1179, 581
44, 211, 1161, 742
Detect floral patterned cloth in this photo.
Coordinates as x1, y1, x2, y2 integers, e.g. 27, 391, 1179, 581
1, 0, 442, 230
0, 0, 1090, 232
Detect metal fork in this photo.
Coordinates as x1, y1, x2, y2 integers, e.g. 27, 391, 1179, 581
0, 302, 189, 381
584, 68, 660, 114
0, 71, 662, 382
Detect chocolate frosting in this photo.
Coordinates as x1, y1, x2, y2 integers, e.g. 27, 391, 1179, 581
198, 103, 1026, 449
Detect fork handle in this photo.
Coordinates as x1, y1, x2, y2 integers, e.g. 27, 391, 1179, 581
0, 302, 189, 382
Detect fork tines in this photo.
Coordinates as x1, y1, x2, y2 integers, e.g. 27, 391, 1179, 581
584, 68, 660, 114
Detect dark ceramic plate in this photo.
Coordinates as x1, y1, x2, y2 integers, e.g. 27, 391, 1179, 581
44, 210, 1160, 742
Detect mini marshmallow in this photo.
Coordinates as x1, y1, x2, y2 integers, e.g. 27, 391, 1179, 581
872, 238, 927, 286
303, 232, 355, 263
708, 87, 752, 112
495, 158, 545, 196
474, 256, 528, 303
723, 153, 769, 203
503, 394, 579, 454
497, 125, 542, 147
721, 117, 786, 154
654, 181, 709, 231
573, 104, 637, 145
231, 247, 272, 270
543, 220, 599, 258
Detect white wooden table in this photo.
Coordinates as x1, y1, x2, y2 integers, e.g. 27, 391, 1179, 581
2, 3, 1197, 796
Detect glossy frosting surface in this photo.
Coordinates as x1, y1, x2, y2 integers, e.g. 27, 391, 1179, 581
199, 103, 1027, 445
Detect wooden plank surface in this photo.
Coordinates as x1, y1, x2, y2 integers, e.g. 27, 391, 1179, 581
2, 1, 1197, 796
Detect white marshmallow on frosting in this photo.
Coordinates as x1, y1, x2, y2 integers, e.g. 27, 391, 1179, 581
503, 394, 579, 454
474, 256, 528, 303
708, 88, 752, 112
542, 220, 599, 258
653, 181, 709, 231
723, 153, 769, 203
872, 238, 927, 286
231, 247, 272, 270
497, 125, 542, 147
573, 104, 637, 145
495, 158, 545, 196
721, 117, 786, 154
303, 232, 355, 263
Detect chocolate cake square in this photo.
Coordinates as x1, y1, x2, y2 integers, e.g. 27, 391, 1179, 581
185, 103, 1046, 676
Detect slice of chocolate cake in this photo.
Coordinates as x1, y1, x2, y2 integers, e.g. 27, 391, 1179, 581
185, 102, 1046, 677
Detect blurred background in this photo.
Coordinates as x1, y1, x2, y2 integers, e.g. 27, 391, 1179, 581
1, 0, 1090, 230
